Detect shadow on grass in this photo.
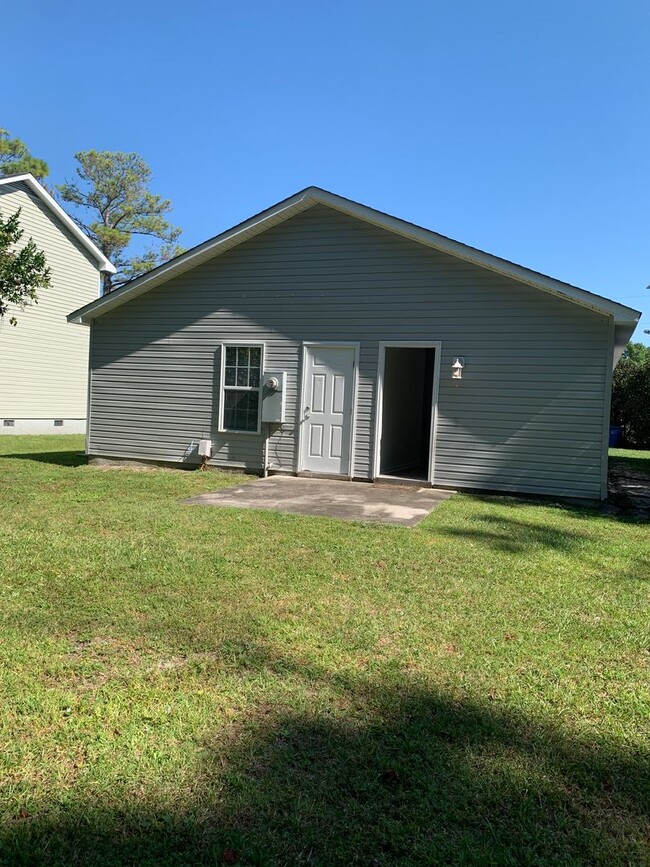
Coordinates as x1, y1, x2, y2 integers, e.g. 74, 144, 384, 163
609, 454, 650, 474
2, 679, 648, 866
0, 450, 87, 468
424, 500, 648, 581
429, 511, 593, 554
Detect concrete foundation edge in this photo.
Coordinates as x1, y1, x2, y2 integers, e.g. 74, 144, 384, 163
0, 418, 87, 435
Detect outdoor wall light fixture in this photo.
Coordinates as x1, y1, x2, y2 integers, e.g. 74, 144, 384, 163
452, 357, 465, 380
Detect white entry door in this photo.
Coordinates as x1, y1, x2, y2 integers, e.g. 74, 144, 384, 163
300, 345, 356, 475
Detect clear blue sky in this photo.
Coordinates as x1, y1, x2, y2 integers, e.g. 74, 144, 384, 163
6, 0, 649, 342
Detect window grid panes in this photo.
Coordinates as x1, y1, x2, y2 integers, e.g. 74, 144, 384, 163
222, 345, 262, 432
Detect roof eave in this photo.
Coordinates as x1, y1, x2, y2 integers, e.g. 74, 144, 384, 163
67, 185, 642, 327
310, 188, 641, 323
0, 172, 116, 274
68, 188, 318, 324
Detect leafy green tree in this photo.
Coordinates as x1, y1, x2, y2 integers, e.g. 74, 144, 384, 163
0, 209, 51, 325
622, 341, 650, 364
0, 129, 49, 180
57, 151, 183, 294
611, 341, 650, 447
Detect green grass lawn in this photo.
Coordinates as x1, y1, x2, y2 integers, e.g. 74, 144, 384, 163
609, 447, 650, 474
0, 436, 648, 866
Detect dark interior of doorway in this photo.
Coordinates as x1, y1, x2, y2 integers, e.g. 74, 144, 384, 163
380, 347, 435, 481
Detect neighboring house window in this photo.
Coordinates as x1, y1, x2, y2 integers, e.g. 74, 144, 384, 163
220, 345, 263, 433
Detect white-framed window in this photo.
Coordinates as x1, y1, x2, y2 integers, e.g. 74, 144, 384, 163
219, 344, 263, 434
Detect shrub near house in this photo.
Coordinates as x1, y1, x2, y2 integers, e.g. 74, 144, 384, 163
611, 342, 650, 447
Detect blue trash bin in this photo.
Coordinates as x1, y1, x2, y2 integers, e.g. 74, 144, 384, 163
609, 425, 622, 447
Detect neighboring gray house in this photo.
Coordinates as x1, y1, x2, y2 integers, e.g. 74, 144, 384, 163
0, 173, 114, 434
68, 187, 640, 499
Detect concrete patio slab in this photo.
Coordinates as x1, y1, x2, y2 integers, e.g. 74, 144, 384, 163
181, 475, 454, 526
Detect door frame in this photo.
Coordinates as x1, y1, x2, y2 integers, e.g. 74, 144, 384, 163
297, 341, 360, 478
373, 341, 442, 485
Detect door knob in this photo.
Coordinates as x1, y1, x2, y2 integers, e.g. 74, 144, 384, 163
304, 406, 311, 418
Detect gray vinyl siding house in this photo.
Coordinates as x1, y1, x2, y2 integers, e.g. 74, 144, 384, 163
69, 187, 640, 500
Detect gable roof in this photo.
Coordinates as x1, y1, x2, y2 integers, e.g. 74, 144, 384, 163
67, 185, 640, 334
0, 173, 115, 274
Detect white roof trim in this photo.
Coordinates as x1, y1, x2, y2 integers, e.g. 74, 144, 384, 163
67, 185, 640, 326
0, 173, 115, 273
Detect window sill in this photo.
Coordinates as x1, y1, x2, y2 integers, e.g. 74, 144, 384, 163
217, 429, 262, 436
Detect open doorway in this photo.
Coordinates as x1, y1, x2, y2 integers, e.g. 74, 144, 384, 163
378, 345, 436, 481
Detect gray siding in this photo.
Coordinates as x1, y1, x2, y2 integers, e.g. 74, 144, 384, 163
89, 205, 611, 498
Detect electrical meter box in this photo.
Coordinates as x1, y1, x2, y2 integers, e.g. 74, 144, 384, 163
261, 371, 286, 423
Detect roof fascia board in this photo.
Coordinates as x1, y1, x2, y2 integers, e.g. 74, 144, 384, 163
312, 189, 640, 322
0, 173, 115, 273
67, 185, 640, 326
68, 189, 316, 323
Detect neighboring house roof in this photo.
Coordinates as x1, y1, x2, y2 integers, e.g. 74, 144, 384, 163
67, 186, 640, 340
0, 173, 116, 274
